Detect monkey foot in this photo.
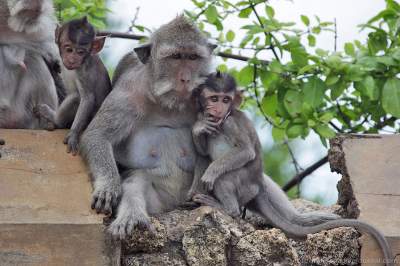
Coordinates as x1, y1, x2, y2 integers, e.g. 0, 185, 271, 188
192, 193, 222, 209
108, 211, 155, 240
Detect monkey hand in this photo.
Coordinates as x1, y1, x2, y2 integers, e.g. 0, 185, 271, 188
192, 116, 219, 136
91, 178, 122, 216
201, 172, 218, 191
64, 131, 79, 156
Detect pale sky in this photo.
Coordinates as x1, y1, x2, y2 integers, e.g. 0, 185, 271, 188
103, 0, 386, 205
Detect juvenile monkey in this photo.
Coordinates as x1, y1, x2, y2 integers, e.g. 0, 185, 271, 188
189, 72, 393, 265
35, 17, 112, 154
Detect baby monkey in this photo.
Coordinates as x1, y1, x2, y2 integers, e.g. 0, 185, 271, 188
35, 17, 112, 154
189, 71, 262, 217
189, 72, 393, 265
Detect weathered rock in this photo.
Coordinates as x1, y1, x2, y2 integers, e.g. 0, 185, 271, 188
120, 201, 361, 266
123, 218, 167, 253
231, 228, 300, 266
302, 227, 360, 266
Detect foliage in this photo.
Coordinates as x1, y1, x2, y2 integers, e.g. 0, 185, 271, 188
53, 0, 110, 28
185, 0, 400, 147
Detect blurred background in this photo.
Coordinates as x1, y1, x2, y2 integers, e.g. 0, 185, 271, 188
54, 0, 398, 205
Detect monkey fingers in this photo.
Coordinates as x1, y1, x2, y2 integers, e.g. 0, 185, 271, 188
64, 132, 79, 156
201, 174, 217, 191
91, 185, 121, 215
192, 193, 222, 209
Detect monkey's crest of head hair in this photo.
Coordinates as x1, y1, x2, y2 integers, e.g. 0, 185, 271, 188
66, 16, 95, 46
202, 71, 237, 93
150, 15, 208, 48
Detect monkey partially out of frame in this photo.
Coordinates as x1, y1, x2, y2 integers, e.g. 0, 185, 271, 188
189, 72, 393, 265
0, 0, 59, 129
35, 17, 112, 154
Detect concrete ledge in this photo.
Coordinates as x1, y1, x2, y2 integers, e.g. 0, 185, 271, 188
329, 134, 400, 265
0, 129, 120, 266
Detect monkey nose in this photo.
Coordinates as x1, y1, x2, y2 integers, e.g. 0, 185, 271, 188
180, 78, 190, 84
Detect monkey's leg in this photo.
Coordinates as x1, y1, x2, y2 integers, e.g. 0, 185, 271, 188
108, 170, 157, 240
54, 94, 79, 128
213, 178, 241, 218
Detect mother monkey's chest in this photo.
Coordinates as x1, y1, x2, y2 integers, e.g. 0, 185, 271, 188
115, 110, 197, 173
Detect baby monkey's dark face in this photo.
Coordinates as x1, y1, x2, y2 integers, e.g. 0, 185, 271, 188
201, 87, 234, 124
58, 31, 91, 70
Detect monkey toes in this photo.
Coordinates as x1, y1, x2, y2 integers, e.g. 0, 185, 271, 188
108, 212, 155, 240
64, 132, 79, 155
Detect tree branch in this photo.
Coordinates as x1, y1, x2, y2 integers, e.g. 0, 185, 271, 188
282, 155, 328, 192
97, 31, 270, 64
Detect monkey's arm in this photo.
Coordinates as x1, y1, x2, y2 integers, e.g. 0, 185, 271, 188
65, 90, 96, 155
192, 132, 208, 156
80, 88, 137, 215
201, 117, 256, 190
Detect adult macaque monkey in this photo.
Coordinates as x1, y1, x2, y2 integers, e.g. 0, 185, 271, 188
0, 0, 58, 129
35, 17, 112, 154
188, 72, 393, 265
80, 16, 216, 239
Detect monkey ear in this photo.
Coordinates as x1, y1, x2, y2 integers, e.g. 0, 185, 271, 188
91, 36, 107, 55
233, 90, 243, 109
55, 25, 61, 44
208, 43, 218, 52
134, 43, 152, 64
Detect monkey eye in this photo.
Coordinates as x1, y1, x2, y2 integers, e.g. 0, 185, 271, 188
223, 97, 232, 103
65, 47, 73, 53
77, 49, 86, 56
210, 96, 219, 102
171, 53, 182, 59
188, 54, 200, 60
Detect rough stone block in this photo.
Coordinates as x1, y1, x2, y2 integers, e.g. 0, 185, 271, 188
329, 134, 400, 265
0, 129, 120, 266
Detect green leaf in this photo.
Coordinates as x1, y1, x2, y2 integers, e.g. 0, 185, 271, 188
319, 112, 334, 123
284, 90, 303, 117
239, 7, 252, 18
260, 70, 279, 91
290, 46, 308, 67
307, 34, 316, 47
266, 5, 275, 18
344, 42, 355, 56
272, 126, 285, 141
302, 77, 327, 108
226, 30, 235, 42
314, 124, 336, 138
205, 5, 218, 23
325, 74, 340, 86
301, 15, 310, 26
382, 78, 400, 117
269, 60, 283, 74
262, 93, 278, 117
286, 124, 304, 139
363, 76, 379, 100
330, 79, 347, 100
368, 30, 388, 54
237, 66, 254, 87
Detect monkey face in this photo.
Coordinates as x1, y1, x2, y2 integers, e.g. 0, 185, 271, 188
201, 88, 234, 124
57, 29, 92, 70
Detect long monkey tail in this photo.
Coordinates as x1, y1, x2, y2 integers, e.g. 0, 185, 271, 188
249, 176, 394, 266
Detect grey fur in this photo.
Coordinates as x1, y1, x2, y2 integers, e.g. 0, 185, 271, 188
0, 0, 58, 129
80, 15, 215, 239
190, 105, 393, 265
35, 39, 112, 154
